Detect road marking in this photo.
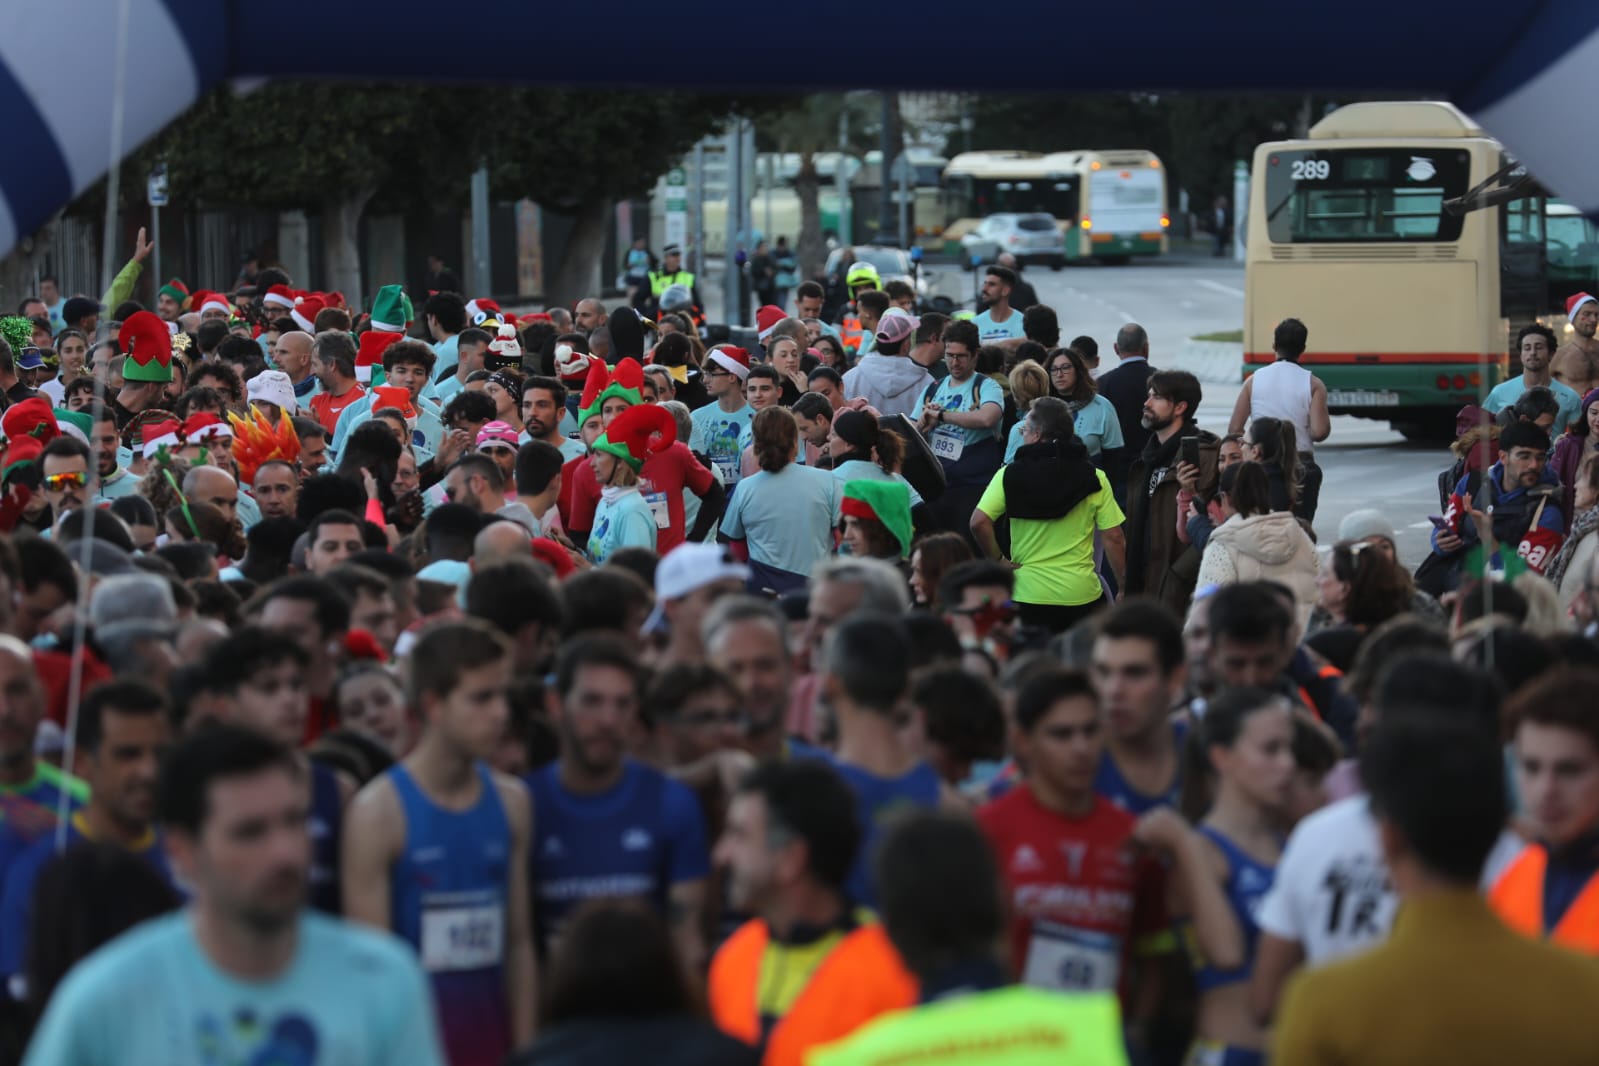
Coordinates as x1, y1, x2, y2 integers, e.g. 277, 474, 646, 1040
1196, 280, 1246, 298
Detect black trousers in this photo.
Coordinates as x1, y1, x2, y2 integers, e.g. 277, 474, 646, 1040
1017, 596, 1107, 635
1295, 452, 1323, 525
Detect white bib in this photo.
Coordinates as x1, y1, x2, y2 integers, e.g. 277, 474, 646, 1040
420, 901, 504, 972
1021, 920, 1120, 993
932, 427, 965, 462
644, 490, 671, 530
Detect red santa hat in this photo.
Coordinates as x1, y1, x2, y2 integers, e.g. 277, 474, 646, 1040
706, 345, 751, 381
322, 291, 347, 310
262, 284, 297, 310
290, 295, 325, 333
1569, 293, 1597, 322
140, 419, 182, 460
356, 329, 404, 383
1, 397, 59, 447
555, 343, 596, 382
756, 305, 786, 341
182, 412, 231, 446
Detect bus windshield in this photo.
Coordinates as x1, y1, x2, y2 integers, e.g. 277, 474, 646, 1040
1263, 148, 1473, 243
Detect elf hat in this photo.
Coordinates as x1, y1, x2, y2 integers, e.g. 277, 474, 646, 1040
706, 345, 751, 381
370, 285, 413, 333
290, 295, 324, 334
247, 370, 296, 414
196, 291, 232, 318
356, 330, 404, 383
371, 385, 418, 422
593, 402, 676, 471
1569, 293, 1597, 322
158, 278, 190, 306
1, 398, 58, 447
577, 358, 644, 426
262, 284, 297, 310
755, 305, 786, 341
119, 311, 175, 383
486, 323, 522, 371
841, 479, 914, 558
52, 408, 92, 445
1, 436, 43, 482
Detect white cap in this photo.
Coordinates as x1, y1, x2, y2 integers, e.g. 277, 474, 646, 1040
641, 543, 750, 633
247, 369, 297, 414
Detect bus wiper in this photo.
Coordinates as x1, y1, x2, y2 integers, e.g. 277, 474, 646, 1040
1444, 160, 1542, 216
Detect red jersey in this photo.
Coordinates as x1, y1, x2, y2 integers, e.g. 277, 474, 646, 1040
557, 454, 588, 533
568, 440, 715, 555
977, 785, 1165, 999
309, 384, 366, 436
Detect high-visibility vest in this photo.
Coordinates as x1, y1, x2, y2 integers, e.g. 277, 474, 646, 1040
708, 919, 916, 1066
838, 314, 864, 354
1488, 842, 1599, 953
649, 269, 696, 297
808, 985, 1129, 1066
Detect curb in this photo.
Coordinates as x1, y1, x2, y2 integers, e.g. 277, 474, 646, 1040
1174, 340, 1243, 386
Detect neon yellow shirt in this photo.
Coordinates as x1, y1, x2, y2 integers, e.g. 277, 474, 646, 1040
976, 467, 1123, 607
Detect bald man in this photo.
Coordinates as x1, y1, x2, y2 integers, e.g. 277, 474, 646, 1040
183, 465, 241, 528
475, 519, 533, 566
0, 635, 86, 860
574, 299, 609, 337
272, 329, 317, 404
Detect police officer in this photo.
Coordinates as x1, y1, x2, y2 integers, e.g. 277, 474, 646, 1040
647, 245, 700, 320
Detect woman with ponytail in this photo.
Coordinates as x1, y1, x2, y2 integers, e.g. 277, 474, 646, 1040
826, 408, 932, 532
719, 407, 841, 593
1243, 416, 1300, 515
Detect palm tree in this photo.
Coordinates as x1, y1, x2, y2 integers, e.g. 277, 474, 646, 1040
766, 94, 878, 283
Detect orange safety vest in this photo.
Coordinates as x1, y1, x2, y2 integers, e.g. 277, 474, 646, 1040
1488, 843, 1599, 953
708, 919, 917, 1066
838, 314, 864, 354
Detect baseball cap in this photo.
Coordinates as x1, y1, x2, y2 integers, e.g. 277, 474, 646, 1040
14, 347, 44, 371
641, 543, 750, 634
875, 309, 920, 345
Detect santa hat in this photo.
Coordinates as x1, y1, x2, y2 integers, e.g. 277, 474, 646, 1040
706, 345, 751, 381
182, 413, 231, 446
290, 295, 325, 333
577, 358, 644, 426
140, 419, 182, 460
593, 403, 676, 471
1, 397, 59, 447
841, 479, 914, 558
356, 330, 404, 384
343, 629, 387, 663
486, 323, 522, 371
262, 284, 297, 311
158, 278, 190, 306
370, 285, 412, 333
1, 435, 43, 483
371, 385, 418, 422
322, 291, 347, 310
196, 291, 232, 318
247, 369, 297, 413
530, 537, 577, 579
555, 344, 594, 382
118, 311, 175, 384
756, 305, 786, 342
1569, 293, 1597, 322
467, 298, 503, 327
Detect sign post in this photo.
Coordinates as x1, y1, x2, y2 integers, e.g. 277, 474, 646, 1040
147, 164, 168, 302
664, 166, 688, 261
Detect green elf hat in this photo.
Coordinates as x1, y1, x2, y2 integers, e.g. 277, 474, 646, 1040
370, 285, 413, 333
52, 407, 93, 444
576, 357, 644, 427
118, 311, 175, 384
158, 278, 190, 306
0, 435, 42, 483
841, 479, 914, 558
593, 402, 676, 472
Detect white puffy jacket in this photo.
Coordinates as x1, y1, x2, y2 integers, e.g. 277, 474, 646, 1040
1197, 510, 1321, 630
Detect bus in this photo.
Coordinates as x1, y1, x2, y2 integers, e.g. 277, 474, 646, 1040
940, 150, 1169, 261
1244, 100, 1599, 438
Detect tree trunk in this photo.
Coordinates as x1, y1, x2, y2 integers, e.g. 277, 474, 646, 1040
322, 186, 375, 310
546, 198, 609, 309
794, 154, 826, 285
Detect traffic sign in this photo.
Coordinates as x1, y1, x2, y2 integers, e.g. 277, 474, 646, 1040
147, 164, 169, 207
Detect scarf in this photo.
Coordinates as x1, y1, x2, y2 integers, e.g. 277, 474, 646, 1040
599, 484, 638, 505
1004, 437, 1101, 521
1547, 503, 1599, 588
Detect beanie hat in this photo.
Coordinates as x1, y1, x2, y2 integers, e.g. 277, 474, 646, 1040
610, 307, 645, 363
247, 369, 297, 413
1, 397, 59, 447
52, 407, 92, 444
756, 305, 786, 342
593, 403, 676, 471
841, 479, 913, 558
577, 358, 644, 426
371, 385, 418, 422
370, 284, 413, 333
290, 295, 324, 334
1569, 293, 1597, 323
262, 284, 297, 311
119, 311, 176, 383
707, 345, 751, 381
355, 330, 404, 384
1337, 508, 1398, 546
158, 278, 190, 306
485, 323, 522, 371
467, 298, 502, 327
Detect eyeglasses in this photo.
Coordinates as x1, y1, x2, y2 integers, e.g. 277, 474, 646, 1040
1049, 365, 1073, 376
43, 471, 87, 490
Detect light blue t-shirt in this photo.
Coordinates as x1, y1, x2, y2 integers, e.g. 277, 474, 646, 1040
691, 403, 754, 483
23, 910, 444, 1066
1007, 395, 1126, 461
720, 463, 840, 575
830, 459, 923, 507
331, 394, 444, 460
588, 488, 657, 562
914, 373, 1005, 451
517, 431, 589, 463
1483, 374, 1582, 433
434, 374, 464, 406
433, 334, 460, 378
973, 307, 1026, 342
236, 490, 262, 532
94, 466, 141, 502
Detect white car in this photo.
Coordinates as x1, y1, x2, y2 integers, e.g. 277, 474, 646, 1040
960, 213, 1066, 268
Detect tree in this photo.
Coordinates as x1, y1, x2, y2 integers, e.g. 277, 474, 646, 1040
763, 94, 879, 281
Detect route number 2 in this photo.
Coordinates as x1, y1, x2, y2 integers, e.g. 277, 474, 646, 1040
1292, 159, 1330, 181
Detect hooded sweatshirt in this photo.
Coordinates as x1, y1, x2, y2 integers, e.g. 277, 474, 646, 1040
842, 354, 934, 420
1197, 510, 1321, 630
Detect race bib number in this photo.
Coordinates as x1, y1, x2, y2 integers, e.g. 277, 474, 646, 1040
1022, 921, 1120, 993
713, 457, 739, 486
421, 902, 504, 972
932, 428, 965, 463
644, 490, 671, 530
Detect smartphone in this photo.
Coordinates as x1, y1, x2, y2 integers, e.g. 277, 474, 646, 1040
1181, 436, 1200, 467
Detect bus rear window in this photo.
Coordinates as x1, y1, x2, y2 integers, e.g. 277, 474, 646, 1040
1264, 149, 1472, 243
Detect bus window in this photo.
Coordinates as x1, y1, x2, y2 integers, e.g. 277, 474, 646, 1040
1264, 149, 1472, 243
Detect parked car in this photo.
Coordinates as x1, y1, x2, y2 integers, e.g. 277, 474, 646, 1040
960, 213, 1066, 268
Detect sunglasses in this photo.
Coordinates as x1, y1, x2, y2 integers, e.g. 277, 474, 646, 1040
44, 471, 87, 490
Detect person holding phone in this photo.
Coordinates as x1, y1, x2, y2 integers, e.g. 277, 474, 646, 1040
1125, 370, 1220, 614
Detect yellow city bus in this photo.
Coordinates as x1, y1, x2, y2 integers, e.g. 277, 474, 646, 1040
1040, 150, 1170, 262
1244, 100, 1598, 438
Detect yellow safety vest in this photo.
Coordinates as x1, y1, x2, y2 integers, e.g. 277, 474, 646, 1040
649, 270, 696, 297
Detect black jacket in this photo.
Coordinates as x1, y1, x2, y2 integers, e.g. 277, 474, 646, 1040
511, 1016, 758, 1066
1095, 358, 1155, 495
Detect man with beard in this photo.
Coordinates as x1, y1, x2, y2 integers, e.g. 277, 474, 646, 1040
1553, 293, 1599, 400
704, 597, 806, 763
22, 726, 443, 1066
524, 636, 710, 966
1123, 369, 1218, 612
520, 376, 587, 461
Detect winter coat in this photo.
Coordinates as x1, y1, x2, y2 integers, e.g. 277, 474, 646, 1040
1125, 425, 1219, 613
1197, 510, 1321, 631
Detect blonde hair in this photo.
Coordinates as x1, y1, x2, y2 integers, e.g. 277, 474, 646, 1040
1008, 359, 1050, 413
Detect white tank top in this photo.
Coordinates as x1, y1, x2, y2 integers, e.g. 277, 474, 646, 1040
1250, 360, 1315, 454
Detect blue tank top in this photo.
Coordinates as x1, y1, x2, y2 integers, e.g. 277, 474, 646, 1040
307, 762, 343, 915
827, 758, 943, 906
389, 763, 513, 1066
1094, 719, 1189, 816
1189, 825, 1276, 992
